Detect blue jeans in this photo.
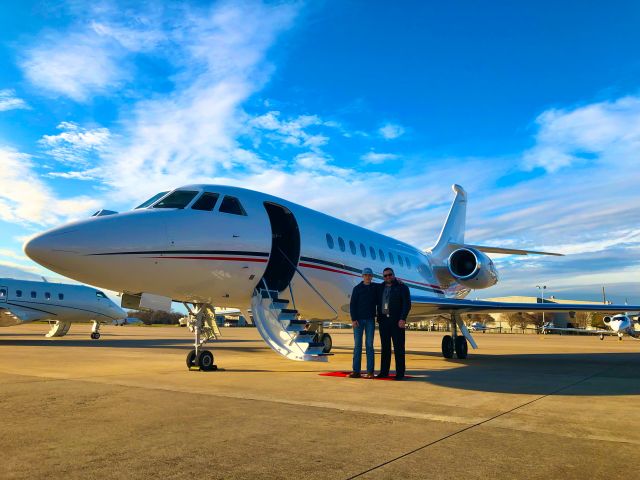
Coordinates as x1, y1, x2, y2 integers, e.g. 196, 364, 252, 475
352, 319, 375, 373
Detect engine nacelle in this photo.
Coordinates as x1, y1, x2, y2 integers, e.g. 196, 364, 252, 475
447, 247, 498, 289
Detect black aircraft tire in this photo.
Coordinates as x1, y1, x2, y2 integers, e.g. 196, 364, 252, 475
441, 335, 454, 359
321, 333, 333, 353
455, 336, 468, 359
197, 350, 215, 371
186, 349, 197, 369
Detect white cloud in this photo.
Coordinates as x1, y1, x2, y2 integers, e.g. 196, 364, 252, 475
21, 32, 127, 101
250, 111, 333, 149
40, 122, 111, 166
523, 96, 640, 172
96, 1, 299, 202
0, 146, 101, 225
361, 151, 399, 164
378, 122, 405, 139
0, 89, 29, 111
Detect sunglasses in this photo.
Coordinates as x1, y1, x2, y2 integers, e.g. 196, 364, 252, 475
383, 273, 394, 277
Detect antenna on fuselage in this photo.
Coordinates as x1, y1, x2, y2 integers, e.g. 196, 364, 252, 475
41, 276, 49, 283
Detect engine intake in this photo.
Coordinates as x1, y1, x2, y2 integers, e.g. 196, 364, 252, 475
447, 247, 498, 289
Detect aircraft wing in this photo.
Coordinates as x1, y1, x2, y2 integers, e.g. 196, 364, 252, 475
0, 305, 45, 324
542, 326, 611, 335
408, 297, 634, 317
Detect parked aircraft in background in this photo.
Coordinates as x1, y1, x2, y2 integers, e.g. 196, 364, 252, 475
0, 278, 126, 338
24, 184, 640, 370
543, 313, 640, 340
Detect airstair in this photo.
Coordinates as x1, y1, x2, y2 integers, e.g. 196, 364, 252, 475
251, 286, 330, 362
46, 320, 71, 337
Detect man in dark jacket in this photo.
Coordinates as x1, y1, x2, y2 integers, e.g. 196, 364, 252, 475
377, 267, 411, 380
348, 267, 377, 378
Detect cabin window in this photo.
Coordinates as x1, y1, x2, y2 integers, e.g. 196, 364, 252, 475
31, 291, 37, 299
153, 190, 198, 209
369, 246, 376, 260
16, 290, 22, 298
389, 252, 395, 265
379, 249, 385, 262
398, 256, 404, 267
406, 257, 411, 269
338, 237, 345, 252
218, 196, 247, 216
45, 292, 51, 300
135, 191, 169, 209
349, 240, 356, 255
0, 288, 6, 299
326, 234, 334, 249
360, 243, 367, 257
191, 192, 220, 211
58, 293, 64, 300
96, 291, 107, 299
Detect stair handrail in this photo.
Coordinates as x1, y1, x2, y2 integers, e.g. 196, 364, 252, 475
277, 247, 338, 319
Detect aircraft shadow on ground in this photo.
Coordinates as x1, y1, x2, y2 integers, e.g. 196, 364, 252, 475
0, 336, 262, 353
333, 346, 640, 396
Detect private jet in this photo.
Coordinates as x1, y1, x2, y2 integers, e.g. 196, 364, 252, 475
543, 314, 640, 340
24, 184, 639, 371
0, 278, 126, 338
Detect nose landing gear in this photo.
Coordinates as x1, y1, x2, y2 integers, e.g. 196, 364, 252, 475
90, 321, 102, 340
184, 304, 220, 371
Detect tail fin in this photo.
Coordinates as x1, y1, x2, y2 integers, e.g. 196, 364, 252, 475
431, 184, 467, 257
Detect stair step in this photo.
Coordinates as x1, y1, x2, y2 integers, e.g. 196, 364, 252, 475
280, 309, 298, 315
260, 289, 280, 299
295, 332, 316, 343
307, 342, 325, 348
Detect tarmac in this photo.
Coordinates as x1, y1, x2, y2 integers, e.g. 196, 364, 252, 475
1, 324, 639, 480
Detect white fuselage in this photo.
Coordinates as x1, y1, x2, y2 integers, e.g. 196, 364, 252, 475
24, 185, 468, 322
0, 278, 126, 327
605, 315, 639, 338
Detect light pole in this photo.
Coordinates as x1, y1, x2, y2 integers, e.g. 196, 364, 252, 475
536, 285, 547, 326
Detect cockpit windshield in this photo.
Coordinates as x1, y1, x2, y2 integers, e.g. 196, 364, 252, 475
96, 291, 107, 298
153, 190, 199, 209
135, 191, 169, 209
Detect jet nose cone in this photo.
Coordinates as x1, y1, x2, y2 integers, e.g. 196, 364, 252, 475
23, 228, 80, 273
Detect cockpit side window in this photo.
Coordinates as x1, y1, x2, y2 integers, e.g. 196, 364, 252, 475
135, 191, 169, 209
96, 291, 107, 299
218, 196, 247, 216
153, 190, 199, 209
191, 192, 220, 211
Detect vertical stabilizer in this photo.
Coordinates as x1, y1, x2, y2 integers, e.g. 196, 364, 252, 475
432, 184, 467, 257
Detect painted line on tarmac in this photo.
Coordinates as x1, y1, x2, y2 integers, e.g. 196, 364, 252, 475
343, 366, 617, 480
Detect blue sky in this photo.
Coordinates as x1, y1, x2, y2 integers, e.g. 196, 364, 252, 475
0, 0, 639, 303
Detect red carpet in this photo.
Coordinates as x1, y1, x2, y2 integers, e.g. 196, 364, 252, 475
319, 371, 412, 380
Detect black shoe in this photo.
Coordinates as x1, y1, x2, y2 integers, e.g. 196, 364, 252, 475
348, 372, 361, 378
375, 373, 389, 379
394, 375, 405, 381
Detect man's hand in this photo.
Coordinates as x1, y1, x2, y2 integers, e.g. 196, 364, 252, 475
398, 320, 406, 329
352, 320, 359, 328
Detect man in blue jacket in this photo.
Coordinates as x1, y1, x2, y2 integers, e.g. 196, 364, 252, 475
349, 267, 377, 378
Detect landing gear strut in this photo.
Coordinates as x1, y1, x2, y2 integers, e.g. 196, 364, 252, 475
184, 304, 219, 371
441, 313, 469, 359
90, 321, 101, 340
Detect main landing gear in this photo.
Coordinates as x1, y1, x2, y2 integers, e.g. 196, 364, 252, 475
308, 322, 332, 353
90, 321, 101, 340
184, 304, 220, 371
440, 313, 468, 359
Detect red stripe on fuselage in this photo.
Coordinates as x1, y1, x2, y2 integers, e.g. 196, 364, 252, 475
151, 256, 268, 263
298, 262, 361, 278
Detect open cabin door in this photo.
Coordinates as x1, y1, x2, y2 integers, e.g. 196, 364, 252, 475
260, 202, 301, 292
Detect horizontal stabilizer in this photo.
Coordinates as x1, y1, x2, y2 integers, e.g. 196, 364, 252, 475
451, 244, 564, 257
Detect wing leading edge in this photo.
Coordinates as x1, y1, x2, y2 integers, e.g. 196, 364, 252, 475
409, 296, 637, 317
